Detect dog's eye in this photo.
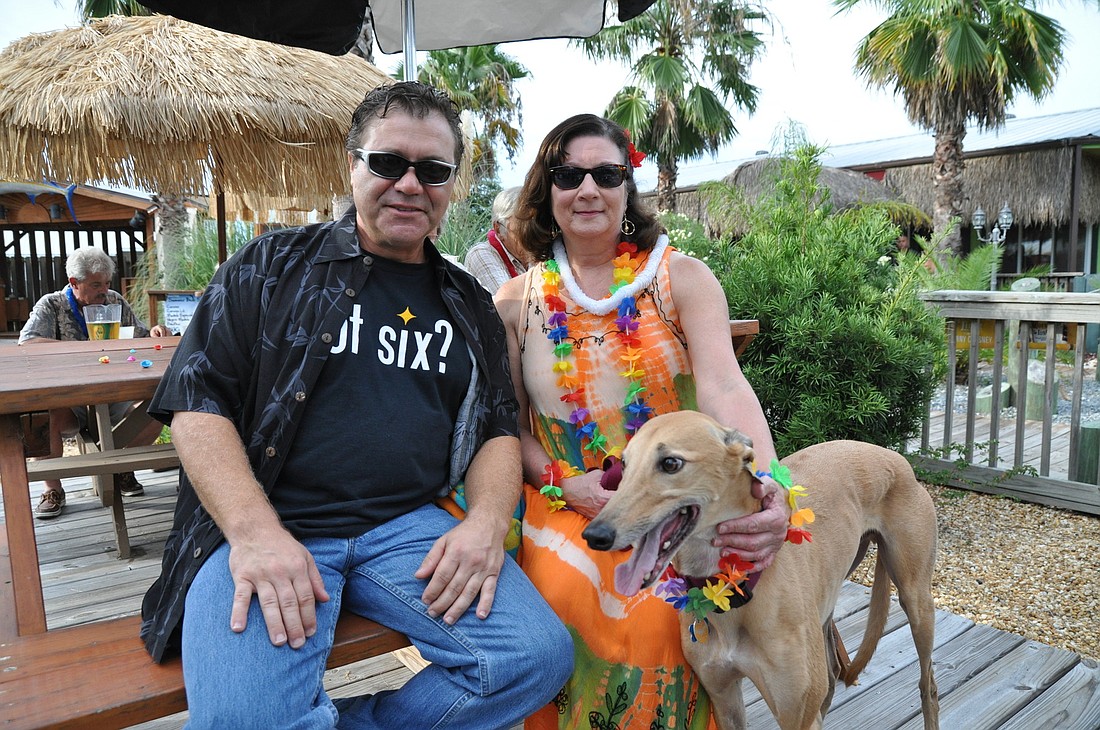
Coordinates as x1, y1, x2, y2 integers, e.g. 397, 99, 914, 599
660, 456, 684, 474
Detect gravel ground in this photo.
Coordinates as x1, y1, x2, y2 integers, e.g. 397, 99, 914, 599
848, 485, 1099, 661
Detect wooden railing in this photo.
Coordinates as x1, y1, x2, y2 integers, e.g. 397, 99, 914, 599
916, 290, 1100, 515
993, 272, 1084, 293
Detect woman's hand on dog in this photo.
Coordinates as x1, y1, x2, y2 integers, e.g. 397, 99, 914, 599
712, 476, 792, 572
562, 470, 615, 520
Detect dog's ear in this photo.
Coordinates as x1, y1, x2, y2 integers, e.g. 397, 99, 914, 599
723, 428, 755, 470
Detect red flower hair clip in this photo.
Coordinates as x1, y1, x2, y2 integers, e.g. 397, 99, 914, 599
623, 129, 646, 168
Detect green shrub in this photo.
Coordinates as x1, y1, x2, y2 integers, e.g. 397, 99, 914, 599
436, 177, 500, 260
698, 146, 945, 455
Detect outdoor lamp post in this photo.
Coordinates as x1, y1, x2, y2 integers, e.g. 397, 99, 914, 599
972, 202, 1014, 290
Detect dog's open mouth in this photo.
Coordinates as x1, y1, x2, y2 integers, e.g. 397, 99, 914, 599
614, 504, 700, 596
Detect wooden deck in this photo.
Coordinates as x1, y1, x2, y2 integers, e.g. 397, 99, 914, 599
3, 468, 1098, 729
912, 408, 1075, 479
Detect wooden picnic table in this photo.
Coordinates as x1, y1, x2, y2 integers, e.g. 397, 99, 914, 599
0, 336, 179, 636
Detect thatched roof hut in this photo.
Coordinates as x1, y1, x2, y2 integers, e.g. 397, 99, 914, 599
880, 146, 1100, 230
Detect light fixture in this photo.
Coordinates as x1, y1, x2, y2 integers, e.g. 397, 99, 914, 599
48, 203, 64, 221
972, 202, 1013, 245
129, 210, 147, 229
972, 201, 1014, 291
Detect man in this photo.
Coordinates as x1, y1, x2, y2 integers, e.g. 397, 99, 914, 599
462, 186, 530, 293
140, 82, 573, 729
18, 247, 170, 519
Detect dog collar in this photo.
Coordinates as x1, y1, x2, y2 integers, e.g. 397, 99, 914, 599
655, 555, 761, 643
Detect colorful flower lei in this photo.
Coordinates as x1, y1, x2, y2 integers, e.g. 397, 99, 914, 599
655, 553, 756, 643
538, 459, 581, 512
755, 458, 815, 544
539, 242, 656, 511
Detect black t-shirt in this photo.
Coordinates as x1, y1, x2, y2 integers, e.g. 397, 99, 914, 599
272, 254, 471, 538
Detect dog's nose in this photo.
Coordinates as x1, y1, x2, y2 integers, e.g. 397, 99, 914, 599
582, 522, 616, 551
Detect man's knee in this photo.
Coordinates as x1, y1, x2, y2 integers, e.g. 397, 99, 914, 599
534, 614, 574, 690
485, 612, 573, 697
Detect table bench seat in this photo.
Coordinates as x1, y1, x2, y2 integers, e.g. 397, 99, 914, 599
25, 443, 180, 482
0, 604, 409, 730
1, 476, 411, 730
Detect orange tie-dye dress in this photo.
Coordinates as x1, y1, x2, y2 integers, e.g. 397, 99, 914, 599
518, 240, 715, 730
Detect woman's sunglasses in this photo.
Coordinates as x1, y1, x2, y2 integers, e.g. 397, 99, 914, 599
549, 164, 629, 190
355, 149, 456, 186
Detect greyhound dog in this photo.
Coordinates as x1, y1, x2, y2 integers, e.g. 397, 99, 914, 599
582, 411, 939, 730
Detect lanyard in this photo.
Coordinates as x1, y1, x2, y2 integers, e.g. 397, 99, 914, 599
65, 286, 89, 338
487, 229, 519, 279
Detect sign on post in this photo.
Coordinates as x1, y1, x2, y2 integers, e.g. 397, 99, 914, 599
164, 293, 199, 335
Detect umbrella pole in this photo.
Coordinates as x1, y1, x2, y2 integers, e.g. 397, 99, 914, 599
402, 0, 417, 80
216, 190, 228, 264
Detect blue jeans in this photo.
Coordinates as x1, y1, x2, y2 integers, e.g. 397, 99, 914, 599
182, 504, 573, 729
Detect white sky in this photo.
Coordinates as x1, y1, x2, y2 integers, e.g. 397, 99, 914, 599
3, 0, 1099, 192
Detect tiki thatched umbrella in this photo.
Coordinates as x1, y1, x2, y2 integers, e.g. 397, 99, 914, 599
0, 14, 394, 262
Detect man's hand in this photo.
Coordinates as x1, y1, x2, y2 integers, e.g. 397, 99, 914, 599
713, 476, 791, 572
227, 528, 330, 649
415, 517, 505, 625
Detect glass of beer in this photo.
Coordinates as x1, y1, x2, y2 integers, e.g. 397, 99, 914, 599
84, 304, 122, 340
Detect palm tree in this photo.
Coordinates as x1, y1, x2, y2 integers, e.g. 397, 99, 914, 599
76, 0, 197, 288
576, 0, 767, 211
834, 0, 1066, 257
395, 45, 530, 180
76, 0, 152, 18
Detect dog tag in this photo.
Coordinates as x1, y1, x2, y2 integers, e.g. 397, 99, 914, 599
689, 618, 710, 643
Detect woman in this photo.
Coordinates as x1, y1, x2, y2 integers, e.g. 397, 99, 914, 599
495, 114, 791, 729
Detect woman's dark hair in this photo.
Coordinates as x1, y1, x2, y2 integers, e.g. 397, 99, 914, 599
512, 114, 661, 261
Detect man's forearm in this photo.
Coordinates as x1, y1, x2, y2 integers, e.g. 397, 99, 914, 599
460, 435, 522, 538
170, 410, 283, 542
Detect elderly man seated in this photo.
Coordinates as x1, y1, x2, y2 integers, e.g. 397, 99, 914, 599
18, 247, 171, 519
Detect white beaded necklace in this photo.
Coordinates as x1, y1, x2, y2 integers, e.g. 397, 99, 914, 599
551, 234, 669, 315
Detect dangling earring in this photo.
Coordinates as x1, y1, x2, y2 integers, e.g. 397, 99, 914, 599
551, 220, 561, 238
621, 215, 636, 237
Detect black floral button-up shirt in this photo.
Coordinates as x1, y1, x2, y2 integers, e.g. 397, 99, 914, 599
140, 208, 519, 662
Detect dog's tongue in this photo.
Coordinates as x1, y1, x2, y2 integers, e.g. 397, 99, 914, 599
614, 524, 663, 596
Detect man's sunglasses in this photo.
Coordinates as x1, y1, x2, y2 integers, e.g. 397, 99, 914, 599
549, 164, 629, 190
354, 149, 456, 186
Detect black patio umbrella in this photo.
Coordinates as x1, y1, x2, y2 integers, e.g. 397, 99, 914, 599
140, 0, 657, 73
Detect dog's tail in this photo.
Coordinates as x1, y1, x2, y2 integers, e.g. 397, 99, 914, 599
840, 547, 891, 686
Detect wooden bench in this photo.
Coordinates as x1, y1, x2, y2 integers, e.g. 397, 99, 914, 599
0, 525, 411, 730
25, 443, 181, 560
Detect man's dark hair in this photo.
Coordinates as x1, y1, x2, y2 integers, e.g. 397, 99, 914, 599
345, 81, 464, 164
512, 113, 661, 261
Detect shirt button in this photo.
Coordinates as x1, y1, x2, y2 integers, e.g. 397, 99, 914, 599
345, 288, 355, 297
294, 391, 306, 402
265, 446, 277, 458
193, 547, 202, 559
363, 256, 373, 266
321, 333, 333, 344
